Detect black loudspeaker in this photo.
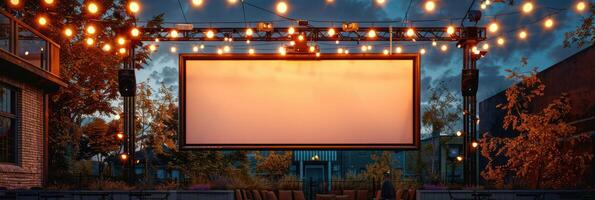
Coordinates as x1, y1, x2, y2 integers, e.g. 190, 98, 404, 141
118, 69, 136, 97
461, 69, 478, 96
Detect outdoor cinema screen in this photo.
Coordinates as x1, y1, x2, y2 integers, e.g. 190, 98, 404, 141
179, 54, 420, 149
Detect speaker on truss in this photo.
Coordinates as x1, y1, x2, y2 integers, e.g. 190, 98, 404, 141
118, 69, 136, 97
461, 69, 478, 97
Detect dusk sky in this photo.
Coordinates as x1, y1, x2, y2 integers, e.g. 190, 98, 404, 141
133, 0, 589, 117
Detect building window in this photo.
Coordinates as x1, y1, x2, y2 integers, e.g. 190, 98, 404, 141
0, 84, 17, 164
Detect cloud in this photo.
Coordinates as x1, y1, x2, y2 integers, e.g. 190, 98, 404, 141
149, 66, 178, 86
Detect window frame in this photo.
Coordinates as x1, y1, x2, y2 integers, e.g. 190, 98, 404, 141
0, 82, 18, 165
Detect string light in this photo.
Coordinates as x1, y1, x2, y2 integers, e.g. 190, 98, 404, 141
37, 16, 48, 26
278, 46, 286, 56
326, 0, 334, 3
43, 0, 54, 5
344, 49, 349, 54
488, 22, 499, 33
383, 49, 389, 55
246, 28, 254, 37
170, 30, 179, 38
298, 35, 305, 41
327, 28, 336, 37
472, 141, 479, 148
170, 46, 177, 53
131, 28, 140, 37
456, 131, 462, 136
246, 40, 251, 44
446, 26, 455, 35
217, 48, 223, 55
544, 18, 554, 29
206, 30, 215, 39
102, 44, 111, 52
522, 1, 533, 14
419, 48, 426, 55
432, 41, 437, 46
576, 1, 587, 12
316, 52, 321, 57
456, 156, 463, 161
9, 0, 19, 6
193, 46, 199, 52
335, 40, 339, 44
482, 43, 489, 50
480, 3, 487, 10
440, 44, 448, 52
309, 46, 316, 52
200, 44, 205, 49
228, 0, 238, 4
368, 29, 377, 38
88, 2, 99, 14
518, 30, 528, 39
424, 1, 436, 12
120, 154, 128, 160
289, 41, 296, 46
128, 1, 140, 13
395, 46, 402, 53
192, 0, 204, 6
485, 0, 491, 5
406, 28, 415, 37
223, 45, 231, 52
86, 25, 96, 35
276, 1, 288, 14
63, 28, 73, 37
118, 48, 126, 54
116, 133, 124, 140
361, 45, 367, 52
85, 38, 94, 46
337, 48, 344, 54
117, 37, 126, 45
367, 45, 372, 50
376, 0, 386, 6
497, 37, 505, 46
155, 38, 160, 43
149, 44, 157, 52
288, 26, 295, 35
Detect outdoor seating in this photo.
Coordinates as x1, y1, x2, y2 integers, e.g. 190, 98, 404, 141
316, 194, 336, 200
356, 190, 368, 200
260, 190, 269, 200
266, 191, 279, 200
292, 190, 306, 200
342, 190, 355, 200
396, 189, 406, 200
374, 190, 381, 200
278, 190, 292, 200
236, 190, 243, 200
336, 195, 351, 200
252, 190, 263, 200
406, 188, 416, 200
243, 190, 252, 200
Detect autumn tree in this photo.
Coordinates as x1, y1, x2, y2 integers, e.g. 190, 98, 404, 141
479, 61, 593, 189
255, 151, 293, 181
564, 4, 594, 48
361, 151, 401, 182
79, 118, 121, 179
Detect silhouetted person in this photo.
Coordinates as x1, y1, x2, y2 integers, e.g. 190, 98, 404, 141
381, 172, 396, 200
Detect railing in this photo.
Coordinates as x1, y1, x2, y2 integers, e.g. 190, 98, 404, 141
0, 9, 59, 75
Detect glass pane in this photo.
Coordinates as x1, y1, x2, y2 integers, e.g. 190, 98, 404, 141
0, 13, 10, 52
0, 116, 15, 163
17, 25, 47, 70
0, 85, 12, 114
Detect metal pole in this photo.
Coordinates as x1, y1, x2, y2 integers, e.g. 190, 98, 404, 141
461, 36, 478, 187
124, 43, 136, 185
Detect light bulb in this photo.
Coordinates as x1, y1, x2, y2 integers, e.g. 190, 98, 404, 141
119, 48, 126, 54
64, 28, 73, 37
383, 49, 389, 55
298, 35, 305, 41
288, 26, 295, 35
419, 48, 426, 55
246, 28, 254, 37
395, 47, 402, 53
128, 1, 140, 13
488, 22, 498, 33
497, 37, 505, 46
149, 44, 157, 52
432, 41, 437, 46
424, 1, 436, 12
88, 3, 99, 14
310, 46, 316, 52
440, 44, 448, 52
337, 48, 343, 54
217, 49, 223, 55
368, 29, 377, 38
223, 45, 231, 52
228, 0, 238, 4
131, 28, 140, 37
522, 2, 533, 14
276, 1, 288, 14
328, 28, 336, 37
361, 45, 367, 52
376, 0, 386, 5
447, 26, 455, 35
206, 30, 215, 39
44, 0, 54, 5
102, 44, 111, 52
482, 43, 489, 50
86, 25, 96, 35
192, 0, 203, 6
9, 0, 19, 6
248, 48, 255, 55
456, 156, 463, 161
544, 18, 554, 29
576, 1, 587, 12
472, 142, 478, 148
406, 28, 415, 37
170, 30, 178, 38
193, 46, 199, 52
456, 131, 462, 136
38, 17, 47, 26
117, 37, 126, 45
518, 30, 527, 39
85, 38, 94, 46
170, 46, 177, 53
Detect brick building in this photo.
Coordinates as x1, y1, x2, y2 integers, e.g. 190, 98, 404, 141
0, 9, 65, 189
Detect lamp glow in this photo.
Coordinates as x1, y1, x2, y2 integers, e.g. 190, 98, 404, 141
497, 37, 505, 46
522, 2, 533, 13
456, 156, 463, 161
424, 1, 436, 12
120, 154, 128, 160
88, 3, 99, 14
131, 28, 140, 37
328, 28, 336, 37
86, 25, 96, 35
223, 45, 231, 52
128, 1, 140, 13
206, 30, 215, 39
544, 18, 554, 28
102, 44, 111, 51
482, 43, 489, 50
38, 17, 48, 26
85, 38, 94, 46
518, 30, 527, 39
472, 142, 478, 148
396, 47, 402, 53
192, 0, 203, 6
193, 46, 199, 52
217, 48, 223, 55
368, 29, 377, 38
246, 28, 254, 36
149, 44, 157, 52
441, 44, 448, 52
456, 131, 462, 136
361, 45, 367, 52
64, 28, 73, 37
117, 37, 126, 45
9, 0, 19, 6
276, 1, 288, 14
44, 0, 54, 5
488, 22, 498, 33
288, 26, 295, 35
447, 26, 455, 35
419, 48, 426, 55
170, 30, 179, 38
170, 46, 177, 53
406, 28, 415, 37
383, 49, 389, 55
249, 48, 255, 55
119, 48, 126, 54
576, 1, 586, 12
